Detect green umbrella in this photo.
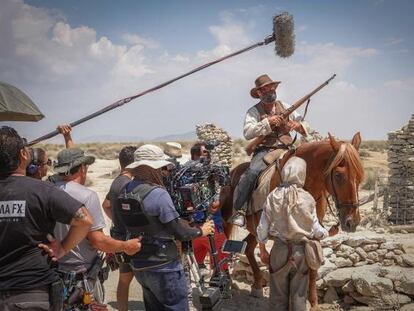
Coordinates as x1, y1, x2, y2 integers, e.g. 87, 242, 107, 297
0, 81, 45, 122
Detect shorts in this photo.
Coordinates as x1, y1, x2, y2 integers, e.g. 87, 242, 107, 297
119, 262, 132, 274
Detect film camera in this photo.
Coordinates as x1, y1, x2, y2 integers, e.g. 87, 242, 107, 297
164, 141, 230, 221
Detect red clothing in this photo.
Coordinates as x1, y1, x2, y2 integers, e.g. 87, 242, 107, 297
193, 228, 228, 271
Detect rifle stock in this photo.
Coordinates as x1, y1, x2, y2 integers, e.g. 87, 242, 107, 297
244, 74, 336, 156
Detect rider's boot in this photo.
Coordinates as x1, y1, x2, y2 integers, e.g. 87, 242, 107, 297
229, 209, 246, 227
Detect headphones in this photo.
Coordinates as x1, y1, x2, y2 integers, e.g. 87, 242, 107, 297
27, 148, 40, 176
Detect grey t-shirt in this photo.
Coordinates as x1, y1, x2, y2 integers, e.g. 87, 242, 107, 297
54, 181, 106, 272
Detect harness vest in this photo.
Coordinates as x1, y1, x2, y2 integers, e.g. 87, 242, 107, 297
117, 181, 178, 270
254, 100, 293, 147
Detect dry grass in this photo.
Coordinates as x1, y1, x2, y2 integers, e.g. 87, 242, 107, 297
39, 139, 388, 182
39, 141, 196, 160
360, 140, 388, 152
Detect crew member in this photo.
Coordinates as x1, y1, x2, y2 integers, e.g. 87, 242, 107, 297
0, 126, 93, 310
118, 144, 215, 311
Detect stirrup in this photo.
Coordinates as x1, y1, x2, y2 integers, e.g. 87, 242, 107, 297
229, 211, 246, 227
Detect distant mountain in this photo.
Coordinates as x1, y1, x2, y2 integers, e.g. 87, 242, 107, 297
151, 131, 197, 142
77, 135, 145, 143
74, 131, 197, 143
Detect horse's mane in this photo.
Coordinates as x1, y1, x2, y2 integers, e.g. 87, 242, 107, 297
324, 142, 364, 183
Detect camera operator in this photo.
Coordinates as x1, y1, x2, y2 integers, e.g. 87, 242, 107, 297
188, 143, 229, 277
118, 144, 215, 311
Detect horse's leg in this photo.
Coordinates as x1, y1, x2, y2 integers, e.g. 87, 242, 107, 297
244, 212, 266, 297
243, 233, 264, 297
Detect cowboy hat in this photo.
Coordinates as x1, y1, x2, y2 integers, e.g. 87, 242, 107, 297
250, 74, 281, 98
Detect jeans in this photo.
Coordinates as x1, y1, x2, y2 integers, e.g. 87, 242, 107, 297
234, 149, 268, 211
134, 269, 189, 311
0, 287, 50, 311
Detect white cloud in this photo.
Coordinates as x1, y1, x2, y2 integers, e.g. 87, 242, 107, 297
121, 33, 159, 49
385, 37, 404, 46
52, 22, 96, 47
199, 13, 252, 58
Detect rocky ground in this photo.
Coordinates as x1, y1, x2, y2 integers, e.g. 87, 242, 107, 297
85, 156, 414, 311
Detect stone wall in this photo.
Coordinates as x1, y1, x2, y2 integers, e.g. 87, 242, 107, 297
388, 114, 414, 224
196, 123, 233, 167
232, 233, 414, 309
317, 233, 414, 308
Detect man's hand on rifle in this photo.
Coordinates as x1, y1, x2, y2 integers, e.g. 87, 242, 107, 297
268, 115, 284, 127
285, 120, 301, 131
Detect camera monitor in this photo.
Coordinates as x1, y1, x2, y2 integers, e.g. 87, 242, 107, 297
221, 240, 247, 254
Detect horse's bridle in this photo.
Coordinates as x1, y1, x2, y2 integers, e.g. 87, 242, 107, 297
326, 162, 359, 225
324, 155, 360, 226
329, 171, 360, 210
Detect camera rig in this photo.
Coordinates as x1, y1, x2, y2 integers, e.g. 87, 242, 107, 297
165, 158, 230, 221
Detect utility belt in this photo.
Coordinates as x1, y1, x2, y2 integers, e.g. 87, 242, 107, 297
58, 255, 108, 309
127, 234, 179, 271
58, 270, 102, 310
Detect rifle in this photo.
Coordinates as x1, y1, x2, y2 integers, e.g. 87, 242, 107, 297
245, 74, 336, 156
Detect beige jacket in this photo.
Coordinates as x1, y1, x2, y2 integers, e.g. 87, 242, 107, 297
257, 157, 328, 243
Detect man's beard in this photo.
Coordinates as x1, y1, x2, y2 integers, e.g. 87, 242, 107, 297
261, 91, 277, 103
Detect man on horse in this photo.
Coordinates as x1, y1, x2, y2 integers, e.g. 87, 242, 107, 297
230, 74, 311, 227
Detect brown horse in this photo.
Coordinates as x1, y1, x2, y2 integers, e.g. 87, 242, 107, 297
220, 132, 364, 309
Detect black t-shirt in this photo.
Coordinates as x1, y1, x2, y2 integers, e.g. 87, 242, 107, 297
105, 174, 131, 240
0, 175, 83, 290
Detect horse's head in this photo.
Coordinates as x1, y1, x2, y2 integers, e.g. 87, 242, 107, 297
325, 132, 364, 232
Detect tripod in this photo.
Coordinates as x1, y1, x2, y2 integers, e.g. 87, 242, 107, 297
182, 233, 233, 311
182, 240, 205, 295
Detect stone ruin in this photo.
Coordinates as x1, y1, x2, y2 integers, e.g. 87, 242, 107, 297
232, 233, 414, 309
195, 123, 233, 167
388, 114, 414, 224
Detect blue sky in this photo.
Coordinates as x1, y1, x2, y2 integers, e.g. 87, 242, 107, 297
1, 0, 413, 142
